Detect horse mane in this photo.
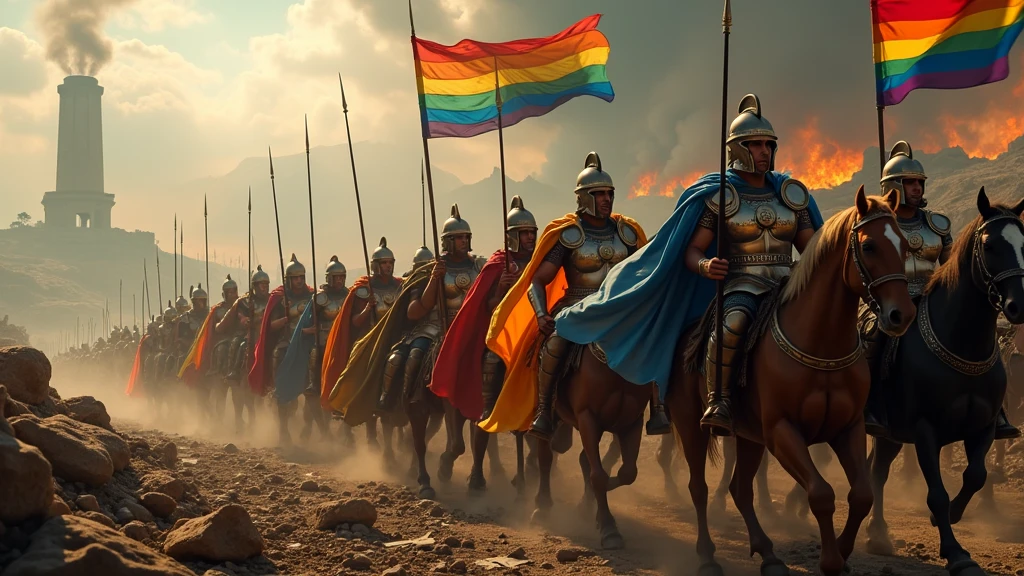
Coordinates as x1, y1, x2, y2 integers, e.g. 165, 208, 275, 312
926, 203, 1018, 293
781, 196, 889, 304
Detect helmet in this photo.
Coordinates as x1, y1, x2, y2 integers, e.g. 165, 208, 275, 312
506, 195, 538, 253
285, 254, 305, 279
325, 256, 347, 281
880, 141, 927, 207
412, 245, 434, 265
441, 204, 472, 253
251, 265, 270, 288
222, 274, 238, 296
371, 237, 396, 275
163, 300, 177, 322
190, 283, 208, 303
174, 295, 189, 313
574, 152, 614, 216
726, 94, 778, 173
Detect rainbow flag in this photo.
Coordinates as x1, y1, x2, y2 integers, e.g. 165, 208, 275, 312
413, 14, 614, 139
872, 0, 1024, 106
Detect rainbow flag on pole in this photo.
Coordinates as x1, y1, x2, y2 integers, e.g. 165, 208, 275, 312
871, 0, 1024, 106
412, 14, 614, 139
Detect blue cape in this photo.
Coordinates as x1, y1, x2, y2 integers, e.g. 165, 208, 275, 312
554, 170, 824, 400
273, 297, 316, 405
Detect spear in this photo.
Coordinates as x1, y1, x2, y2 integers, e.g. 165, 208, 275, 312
155, 245, 163, 308
304, 116, 321, 367
338, 74, 374, 321
173, 215, 178, 299
144, 259, 152, 329
268, 148, 290, 317
421, 162, 427, 249
710, 0, 732, 434
493, 57, 510, 269
119, 279, 123, 329
180, 222, 185, 298
204, 195, 210, 298
133, 293, 136, 330
247, 186, 254, 367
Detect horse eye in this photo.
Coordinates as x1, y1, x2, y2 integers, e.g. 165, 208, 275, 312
861, 241, 875, 253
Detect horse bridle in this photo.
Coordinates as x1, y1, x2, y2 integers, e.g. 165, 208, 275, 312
847, 210, 909, 313
970, 214, 1024, 312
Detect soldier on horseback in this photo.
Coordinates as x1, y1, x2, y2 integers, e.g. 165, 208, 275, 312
863, 142, 1020, 440
219, 266, 270, 432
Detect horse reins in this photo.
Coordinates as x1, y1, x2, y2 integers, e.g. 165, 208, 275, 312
971, 214, 1024, 312
848, 210, 910, 315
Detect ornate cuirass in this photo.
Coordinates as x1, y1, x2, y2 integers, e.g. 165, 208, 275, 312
561, 219, 637, 303
315, 288, 348, 339
899, 210, 950, 297
284, 291, 311, 333
354, 277, 403, 324
442, 256, 486, 321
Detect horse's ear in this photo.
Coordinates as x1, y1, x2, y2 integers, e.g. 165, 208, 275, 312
977, 187, 993, 217
855, 184, 869, 216
1011, 196, 1024, 217
883, 188, 900, 212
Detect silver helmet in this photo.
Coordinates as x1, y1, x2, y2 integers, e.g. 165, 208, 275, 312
190, 284, 208, 308
164, 300, 178, 322
325, 256, 347, 281
221, 274, 238, 297
726, 94, 778, 173
174, 295, 189, 314
574, 152, 614, 216
441, 204, 472, 253
412, 245, 434, 265
371, 237, 396, 275
506, 195, 538, 253
285, 254, 305, 279
881, 141, 927, 207
251, 265, 270, 288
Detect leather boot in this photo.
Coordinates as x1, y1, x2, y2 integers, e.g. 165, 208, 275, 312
402, 345, 427, 405
377, 347, 406, 412
995, 407, 1021, 440
480, 350, 504, 421
646, 384, 671, 436
700, 308, 750, 437
529, 335, 567, 441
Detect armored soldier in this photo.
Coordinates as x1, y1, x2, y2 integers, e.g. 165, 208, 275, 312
377, 205, 487, 410
864, 142, 1019, 439
352, 239, 405, 337
299, 256, 349, 440
270, 255, 314, 382
210, 275, 240, 377
174, 295, 190, 317
174, 284, 208, 374
222, 266, 271, 382
694, 95, 818, 437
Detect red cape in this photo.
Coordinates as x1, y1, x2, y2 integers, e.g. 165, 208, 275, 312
429, 250, 506, 420
179, 304, 221, 388
320, 276, 371, 408
125, 334, 150, 397
247, 287, 285, 396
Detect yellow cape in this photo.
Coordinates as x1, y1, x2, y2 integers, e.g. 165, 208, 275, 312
478, 213, 647, 433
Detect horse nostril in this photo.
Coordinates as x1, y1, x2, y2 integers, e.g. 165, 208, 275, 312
1006, 300, 1019, 318
887, 309, 903, 326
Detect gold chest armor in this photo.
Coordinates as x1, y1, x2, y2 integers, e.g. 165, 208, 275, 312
442, 257, 485, 320
371, 278, 402, 322
562, 224, 631, 301
723, 192, 799, 295
899, 215, 946, 297
316, 290, 347, 337
286, 295, 309, 332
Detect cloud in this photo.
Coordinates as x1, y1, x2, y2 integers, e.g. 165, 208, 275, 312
114, 0, 212, 32
0, 28, 49, 96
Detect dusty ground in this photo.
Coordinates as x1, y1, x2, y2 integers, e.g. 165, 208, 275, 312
54, 374, 1024, 576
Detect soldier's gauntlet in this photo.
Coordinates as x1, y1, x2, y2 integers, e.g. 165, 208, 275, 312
527, 281, 548, 318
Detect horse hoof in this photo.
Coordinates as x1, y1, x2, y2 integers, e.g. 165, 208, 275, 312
600, 528, 625, 550
530, 508, 549, 525
419, 486, 436, 500
437, 453, 455, 483
761, 558, 790, 576
698, 561, 725, 576
865, 536, 896, 557
929, 513, 938, 527
467, 475, 486, 496
947, 559, 986, 576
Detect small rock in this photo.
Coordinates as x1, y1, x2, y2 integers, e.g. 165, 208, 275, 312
63, 396, 113, 431
268, 474, 284, 485
141, 472, 185, 501
337, 530, 354, 539
299, 480, 319, 492
352, 523, 370, 535
246, 486, 261, 496
48, 497, 71, 517
116, 507, 135, 525
894, 539, 907, 548
509, 547, 528, 560
123, 501, 155, 523
0, 347, 51, 404
319, 485, 333, 493
541, 562, 555, 570
79, 510, 116, 529
556, 548, 588, 563
223, 443, 239, 454
276, 523, 297, 534
309, 498, 378, 530
429, 505, 445, 518
435, 544, 452, 556
461, 539, 474, 549
343, 553, 373, 570
267, 490, 279, 500
141, 492, 178, 517
448, 559, 467, 574
76, 494, 101, 512
160, 442, 178, 468
253, 462, 266, 470
163, 504, 264, 562
121, 520, 150, 541
382, 566, 408, 576
444, 536, 461, 548
430, 561, 447, 573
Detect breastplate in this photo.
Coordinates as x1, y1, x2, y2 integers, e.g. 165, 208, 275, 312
285, 293, 309, 332
370, 278, 402, 323
316, 289, 347, 337
900, 218, 944, 297
188, 311, 205, 334
242, 295, 269, 336
442, 257, 483, 320
213, 305, 228, 324
563, 227, 630, 300
723, 192, 798, 293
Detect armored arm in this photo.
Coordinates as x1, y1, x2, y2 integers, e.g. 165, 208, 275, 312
528, 261, 560, 318
351, 285, 373, 329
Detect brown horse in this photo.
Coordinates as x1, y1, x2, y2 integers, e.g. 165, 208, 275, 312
669, 187, 915, 576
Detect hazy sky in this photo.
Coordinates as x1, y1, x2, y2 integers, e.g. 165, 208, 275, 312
3, 0, 1024, 265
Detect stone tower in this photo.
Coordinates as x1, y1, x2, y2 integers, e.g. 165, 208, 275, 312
41, 75, 115, 229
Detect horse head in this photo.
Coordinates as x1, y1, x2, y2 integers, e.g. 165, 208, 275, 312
973, 187, 1024, 323
850, 185, 915, 336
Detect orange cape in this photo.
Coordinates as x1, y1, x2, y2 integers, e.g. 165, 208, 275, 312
320, 276, 372, 407
125, 334, 150, 397
478, 213, 647, 433
176, 305, 222, 386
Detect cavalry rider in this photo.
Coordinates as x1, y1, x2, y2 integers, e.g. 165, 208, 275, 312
480, 153, 659, 439
431, 196, 537, 489
178, 275, 238, 423
864, 142, 1020, 440
211, 275, 240, 379
219, 266, 271, 432
173, 285, 207, 385
553, 96, 825, 439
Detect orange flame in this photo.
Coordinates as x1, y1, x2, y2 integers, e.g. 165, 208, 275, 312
776, 117, 862, 189
658, 171, 704, 197
933, 76, 1024, 159
629, 172, 657, 198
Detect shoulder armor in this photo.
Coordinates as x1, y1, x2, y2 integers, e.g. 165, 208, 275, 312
779, 178, 810, 211
925, 210, 951, 236
558, 223, 586, 249
315, 292, 328, 306
474, 255, 488, 272
616, 218, 640, 247
354, 285, 371, 299
703, 182, 740, 218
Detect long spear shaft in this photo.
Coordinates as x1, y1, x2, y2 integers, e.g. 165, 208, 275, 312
421, 162, 427, 247
173, 215, 178, 299
408, 0, 447, 332
268, 148, 290, 316
338, 74, 375, 321
247, 187, 254, 367
133, 293, 136, 329
494, 57, 510, 269
119, 279, 123, 329
204, 195, 210, 296
180, 222, 184, 298
144, 259, 152, 326
304, 116, 321, 357
712, 0, 732, 416
155, 245, 163, 308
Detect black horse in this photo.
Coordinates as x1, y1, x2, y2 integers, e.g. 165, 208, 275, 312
866, 188, 1024, 576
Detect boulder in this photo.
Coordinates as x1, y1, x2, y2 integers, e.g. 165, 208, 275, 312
121, 521, 150, 542
122, 501, 154, 524
48, 498, 72, 517
78, 511, 116, 529
76, 494, 101, 512
163, 504, 264, 562
309, 498, 377, 530
63, 396, 113, 431
140, 472, 185, 501
11, 414, 130, 486
0, 385, 14, 436
0, 430, 54, 524
3, 515, 193, 575
140, 492, 177, 517
0, 346, 51, 405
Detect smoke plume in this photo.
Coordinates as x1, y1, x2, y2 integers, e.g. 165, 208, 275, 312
35, 0, 138, 76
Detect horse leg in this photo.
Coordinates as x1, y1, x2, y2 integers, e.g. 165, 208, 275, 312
899, 444, 921, 484
407, 401, 435, 500
866, 437, 904, 556
731, 437, 787, 576
531, 437, 554, 523
468, 424, 488, 494
712, 436, 737, 513
602, 435, 621, 472
657, 433, 683, 503
366, 414, 380, 451
948, 425, 995, 525
438, 401, 465, 483
976, 440, 1004, 514
381, 418, 398, 472
577, 448, 596, 516
487, 432, 507, 479
577, 411, 623, 550
608, 416, 641, 493
514, 432, 527, 499
829, 425, 874, 563
913, 421, 981, 575
769, 420, 842, 576
756, 452, 774, 516
673, 396, 721, 576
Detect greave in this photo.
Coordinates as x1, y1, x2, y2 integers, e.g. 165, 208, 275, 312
530, 334, 568, 440
481, 350, 505, 421
378, 347, 406, 411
